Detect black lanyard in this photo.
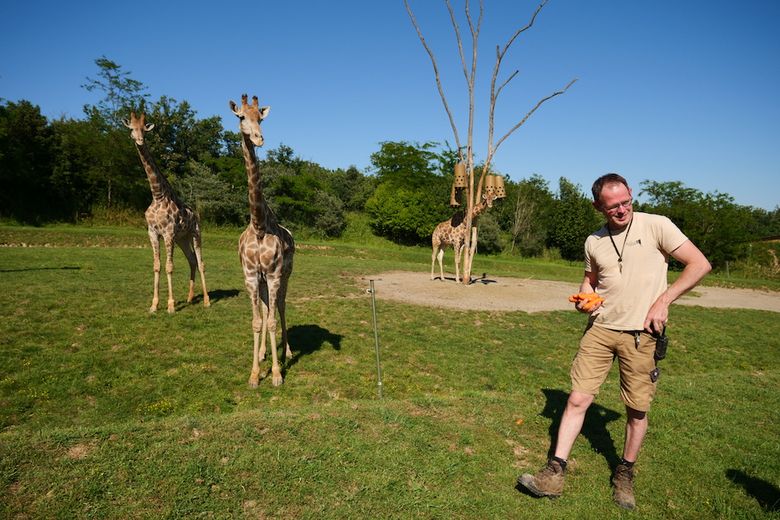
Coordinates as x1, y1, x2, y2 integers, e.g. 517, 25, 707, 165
607, 217, 633, 274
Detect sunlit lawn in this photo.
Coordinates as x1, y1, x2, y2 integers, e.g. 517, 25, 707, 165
1, 224, 778, 518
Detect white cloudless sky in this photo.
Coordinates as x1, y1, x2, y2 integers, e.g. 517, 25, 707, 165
2, 0, 778, 210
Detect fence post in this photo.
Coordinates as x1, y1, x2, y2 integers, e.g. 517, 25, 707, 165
368, 280, 383, 398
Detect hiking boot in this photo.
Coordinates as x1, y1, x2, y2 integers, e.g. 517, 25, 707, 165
517, 459, 565, 498
612, 463, 636, 509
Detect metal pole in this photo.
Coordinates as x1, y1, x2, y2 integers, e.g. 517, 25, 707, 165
368, 279, 383, 398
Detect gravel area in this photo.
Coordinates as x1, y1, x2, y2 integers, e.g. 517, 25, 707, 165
365, 271, 780, 313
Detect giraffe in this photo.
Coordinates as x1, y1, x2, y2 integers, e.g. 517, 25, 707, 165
230, 94, 295, 388
123, 112, 210, 313
431, 192, 497, 283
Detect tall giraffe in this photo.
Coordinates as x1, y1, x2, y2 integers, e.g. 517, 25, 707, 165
230, 94, 295, 388
123, 112, 210, 313
431, 192, 497, 283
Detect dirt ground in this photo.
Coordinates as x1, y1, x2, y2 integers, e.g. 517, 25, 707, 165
365, 271, 780, 313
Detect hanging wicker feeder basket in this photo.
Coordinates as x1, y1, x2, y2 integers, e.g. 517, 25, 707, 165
483, 174, 496, 197
453, 162, 467, 188
493, 175, 506, 199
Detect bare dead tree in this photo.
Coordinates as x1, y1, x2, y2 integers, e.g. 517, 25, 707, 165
404, 0, 576, 284
510, 187, 538, 254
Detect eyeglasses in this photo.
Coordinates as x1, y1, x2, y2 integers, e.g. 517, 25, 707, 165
603, 198, 632, 214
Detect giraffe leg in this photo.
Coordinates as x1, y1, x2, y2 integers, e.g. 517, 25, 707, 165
258, 279, 269, 362
454, 244, 462, 284
436, 248, 445, 282
277, 277, 293, 362
164, 237, 176, 313
148, 229, 161, 312
193, 230, 210, 307
459, 243, 467, 283
266, 279, 283, 387
177, 237, 197, 304
259, 302, 269, 364
247, 276, 262, 388
431, 243, 438, 280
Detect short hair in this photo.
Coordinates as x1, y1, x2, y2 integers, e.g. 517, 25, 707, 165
591, 173, 629, 202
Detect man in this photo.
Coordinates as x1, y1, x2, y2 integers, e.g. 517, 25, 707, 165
517, 173, 711, 509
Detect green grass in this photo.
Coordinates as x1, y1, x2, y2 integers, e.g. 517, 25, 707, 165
1, 224, 779, 519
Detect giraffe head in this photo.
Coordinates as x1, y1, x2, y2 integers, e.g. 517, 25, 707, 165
229, 94, 270, 147
122, 112, 155, 146
482, 189, 497, 209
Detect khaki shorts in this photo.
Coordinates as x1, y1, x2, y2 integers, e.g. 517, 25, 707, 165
570, 324, 658, 412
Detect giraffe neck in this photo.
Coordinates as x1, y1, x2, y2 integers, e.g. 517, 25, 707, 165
471, 199, 489, 218
240, 132, 273, 235
136, 142, 173, 202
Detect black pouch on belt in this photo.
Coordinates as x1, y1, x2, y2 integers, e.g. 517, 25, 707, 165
653, 328, 668, 361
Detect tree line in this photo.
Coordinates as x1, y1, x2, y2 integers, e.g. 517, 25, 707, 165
1, 58, 778, 269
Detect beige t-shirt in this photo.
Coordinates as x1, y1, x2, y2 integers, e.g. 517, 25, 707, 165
584, 212, 688, 330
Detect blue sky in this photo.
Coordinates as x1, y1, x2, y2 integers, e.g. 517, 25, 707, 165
2, 1, 778, 210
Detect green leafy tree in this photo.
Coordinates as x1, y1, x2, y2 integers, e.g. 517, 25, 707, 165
81, 57, 151, 208
266, 143, 297, 167
509, 174, 556, 256
50, 117, 145, 219
257, 145, 347, 237
748, 206, 780, 238
310, 190, 347, 237
365, 183, 449, 244
182, 160, 245, 225
484, 171, 514, 231
474, 212, 503, 254
0, 100, 56, 223
82, 56, 149, 128
204, 129, 244, 192
48, 118, 97, 219
263, 149, 324, 225
370, 141, 441, 187
269, 166, 324, 226
547, 177, 601, 261
329, 166, 377, 211
639, 180, 756, 268
365, 141, 451, 244
144, 96, 224, 183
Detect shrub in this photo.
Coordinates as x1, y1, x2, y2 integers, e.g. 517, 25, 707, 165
475, 213, 503, 254
365, 183, 450, 245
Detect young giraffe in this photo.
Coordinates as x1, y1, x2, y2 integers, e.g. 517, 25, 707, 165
123, 112, 210, 313
230, 94, 295, 388
431, 192, 497, 283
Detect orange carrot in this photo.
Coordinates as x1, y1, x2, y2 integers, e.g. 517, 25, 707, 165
569, 292, 604, 311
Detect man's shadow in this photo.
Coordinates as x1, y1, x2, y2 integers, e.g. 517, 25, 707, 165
541, 388, 623, 471
726, 469, 780, 512
282, 324, 342, 375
